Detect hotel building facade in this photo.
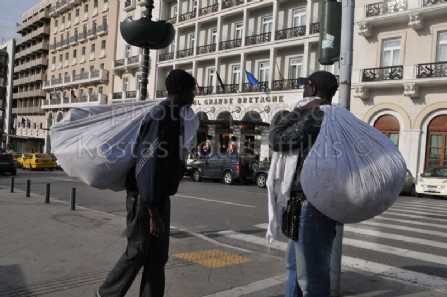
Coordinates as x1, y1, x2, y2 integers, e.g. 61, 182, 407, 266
1, 40, 16, 149
351, 0, 447, 176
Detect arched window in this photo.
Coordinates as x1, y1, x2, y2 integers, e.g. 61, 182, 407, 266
425, 115, 447, 168
374, 115, 400, 146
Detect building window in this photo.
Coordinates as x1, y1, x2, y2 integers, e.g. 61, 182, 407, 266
123, 77, 129, 92
325, 61, 340, 76
235, 23, 243, 39
94, 0, 98, 8
211, 28, 217, 44
68, 13, 71, 21
259, 61, 270, 82
292, 8, 306, 27
172, 5, 177, 18
289, 57, 303, 79
426, 115, 447, 168
437, 31, 447, 62
125, 45, 131, 58
99, 86, 103, 94
374, 115, 400, 146
262, 16, 273, 34
232, 65, 241, 85
73, 49, 77, 58
208, 68, 215, 86
189, 33, 195, 49
191, 0, 197, 11
81, 47, 86, 55
381, 38, 401, 67
55, 19, 58, 27
91, 43, 95, 53
76, 8, 80, 17
101, 40, 106, 50
65, 52, 69, 60
84, 3, 88, 13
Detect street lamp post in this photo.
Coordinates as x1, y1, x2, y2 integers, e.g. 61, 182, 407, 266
120, 0, 174, 101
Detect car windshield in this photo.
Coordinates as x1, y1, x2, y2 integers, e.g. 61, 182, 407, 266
422, 167, 447, 178
35, 154, 52, 158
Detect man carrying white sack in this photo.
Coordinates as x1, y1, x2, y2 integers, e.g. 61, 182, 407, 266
268, 71, 339, 297
97, 69, 198, 297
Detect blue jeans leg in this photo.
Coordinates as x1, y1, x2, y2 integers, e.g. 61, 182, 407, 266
295, 201, 336, 297
285, 240, 302, 297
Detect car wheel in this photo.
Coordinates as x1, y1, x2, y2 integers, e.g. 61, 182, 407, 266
250, 162, 259, 172
192, 170, 202, 182
223, 172, 233, 185
256, 173, 267, 188
409, 185, 416, 197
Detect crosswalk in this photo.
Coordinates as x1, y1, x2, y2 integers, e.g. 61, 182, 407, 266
209, 198, 447, 293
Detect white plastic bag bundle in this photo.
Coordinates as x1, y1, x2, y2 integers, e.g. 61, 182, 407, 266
50, 100, 163, 191
300, 105, 407, 224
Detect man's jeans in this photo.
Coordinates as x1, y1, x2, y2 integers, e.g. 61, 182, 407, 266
284, 201, 336, 297
99, 194, 171, 297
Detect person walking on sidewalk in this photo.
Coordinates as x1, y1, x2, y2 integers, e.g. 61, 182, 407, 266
269, 71, 339, 297
97, 69, 197, 297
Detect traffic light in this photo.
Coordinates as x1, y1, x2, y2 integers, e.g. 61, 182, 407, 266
318, 0, 342, 65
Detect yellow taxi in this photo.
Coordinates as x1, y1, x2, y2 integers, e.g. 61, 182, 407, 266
17, 153, 31, 168
22, 153, 56, 170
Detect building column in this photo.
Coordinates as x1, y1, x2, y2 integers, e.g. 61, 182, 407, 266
260, 127, 270, 161
242, 8, 248, 47
269, 49, 275, 90
303, 42, 310, 77
207, 124, 217, 154
240, 53, 246, 91
216, 15, 222, 52
232, 126, 242, 153
272, 0, 278, 41
305, 0, 312, 36
399, 130, 422, 177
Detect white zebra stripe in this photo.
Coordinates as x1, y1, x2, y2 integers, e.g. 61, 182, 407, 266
391, 204, 447, 215
378, 210, 447, 223
359, 220, 447, 238
385, 207, 447, 217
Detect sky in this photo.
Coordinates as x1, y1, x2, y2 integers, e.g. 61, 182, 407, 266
0, 0, 41, 43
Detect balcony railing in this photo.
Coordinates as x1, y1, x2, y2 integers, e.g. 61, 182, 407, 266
115, 58, 125, 67
310, 22, 320, 34
97, 24, 108, 36
166, 17, 176, 24
156, 90, 168, 97
87, 28, 97, 39
112, 92, 123, 99
199, 4, 218, 16
275, 26, 306, 40
362, 65, 403, 82
423, 0, 447, 6
220, 38, 242, 50
272, 79, 304, 91
217, 84, 239, 94
177, 48, 194, 58
417, 61, 447, 78
242, 82, 269, 92
196, 86, 214, 95
159, 52, 174, 61
78, 31, 86, 42
69, 35, 78, 45
246, 32, 271, 46
366, 0, 407, 17
221, 0, 245, 9
179, 11, 196, 22
197, 44, 216, 54
42, 69, 109, 89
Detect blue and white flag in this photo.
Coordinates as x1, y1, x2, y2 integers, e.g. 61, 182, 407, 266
245, 70, 259, 85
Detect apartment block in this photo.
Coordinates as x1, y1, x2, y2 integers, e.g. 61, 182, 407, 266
351, 0, 447, 176
13, 0, 50, 152
42, 0, 119, 151
152, 0, 337, 160
0, 40, 16, 150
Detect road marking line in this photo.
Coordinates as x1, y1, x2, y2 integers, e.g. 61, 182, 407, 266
216, 229, 447, 292
385, 207, 447, 217
344, 226, 447, 249
379, 210, 447, 223
173, 194, 256, 208
51, 177, 80, 182
391, 205, 447, 215
200, 273, 288, 297
359, 220, 447, 238
402, 200, 447, 208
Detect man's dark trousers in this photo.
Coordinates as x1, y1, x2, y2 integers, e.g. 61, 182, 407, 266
99, 194, 171, 297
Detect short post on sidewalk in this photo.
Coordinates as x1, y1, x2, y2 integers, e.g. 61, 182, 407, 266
70, 188, 76, 210
10, 177, 14, 193
26, 179, 31, 197
45, 183, 51, 204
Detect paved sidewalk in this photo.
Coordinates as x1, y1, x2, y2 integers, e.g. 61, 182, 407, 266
0, 185, 446, 297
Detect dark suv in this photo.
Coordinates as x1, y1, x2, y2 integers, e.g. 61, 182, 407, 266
0, 154, 17, 176
187, 153, 257, 184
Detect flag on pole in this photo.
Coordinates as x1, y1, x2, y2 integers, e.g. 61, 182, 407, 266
245, 70, 259, 85
216, 71, 225, 91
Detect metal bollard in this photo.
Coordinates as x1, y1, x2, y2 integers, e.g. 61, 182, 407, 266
10, 177, 14, 193
26, 180, 31, 197
45, 183, 50, 204
70, 188, 76, 210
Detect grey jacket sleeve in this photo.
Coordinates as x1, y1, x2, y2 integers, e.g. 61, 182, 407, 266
269, 108, 324, 152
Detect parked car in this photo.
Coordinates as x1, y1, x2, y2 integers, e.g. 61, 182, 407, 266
22, 153, 56, 170
11, 153, 22, 167
401, 169, 416, 196
49, 153, 61, 169
252, 166, 269, 188
17, 153, 31, 168
0, 153, 17, 176
415, 165, 447, 198
187, 153, 257, 184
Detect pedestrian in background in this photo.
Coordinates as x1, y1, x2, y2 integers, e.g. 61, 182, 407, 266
269, 71, 339, 297
97, 69, 197, 297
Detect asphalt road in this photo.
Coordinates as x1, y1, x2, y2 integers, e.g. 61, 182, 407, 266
1, 169, 447, 290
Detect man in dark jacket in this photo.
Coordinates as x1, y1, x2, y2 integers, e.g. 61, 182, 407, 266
269, 71, 339, 297
97, 69, 197, 297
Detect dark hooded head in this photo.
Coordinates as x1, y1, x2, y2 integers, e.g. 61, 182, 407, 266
306, 70, 338, 99
165, 69, 196, 95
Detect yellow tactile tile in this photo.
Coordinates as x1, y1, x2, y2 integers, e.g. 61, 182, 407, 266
173, 249, 254, 268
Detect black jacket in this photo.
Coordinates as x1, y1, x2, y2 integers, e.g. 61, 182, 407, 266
269, 107, 324, 192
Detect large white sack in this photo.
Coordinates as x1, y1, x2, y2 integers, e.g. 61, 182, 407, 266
300, 105, 407, 224
50, 100, 163, 191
